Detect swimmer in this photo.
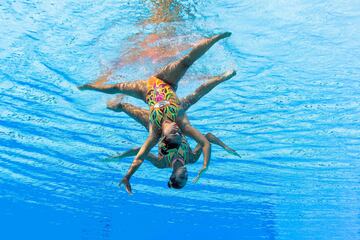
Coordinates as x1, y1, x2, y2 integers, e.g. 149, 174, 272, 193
78, 32, 232, 192
106, 71, 239, 193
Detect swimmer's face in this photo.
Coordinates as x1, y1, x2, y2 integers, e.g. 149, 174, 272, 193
162, 120, 181, 145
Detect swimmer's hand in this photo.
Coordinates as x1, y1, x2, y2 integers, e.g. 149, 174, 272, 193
193, 166, 208, 183
119, 176, 132, 195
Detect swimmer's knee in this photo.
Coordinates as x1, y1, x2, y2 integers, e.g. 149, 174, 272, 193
205, 132, 214, 138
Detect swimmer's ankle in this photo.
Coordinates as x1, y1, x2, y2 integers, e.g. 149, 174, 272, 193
107, 95, 125, 111
106, 100, 123, 111
223, 69, 236, 79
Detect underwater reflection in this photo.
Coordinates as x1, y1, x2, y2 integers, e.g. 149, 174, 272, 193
93, 0, 200, 86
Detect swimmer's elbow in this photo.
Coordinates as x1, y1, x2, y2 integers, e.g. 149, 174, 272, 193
199, 138, 210, 148
204, 140, 210, 149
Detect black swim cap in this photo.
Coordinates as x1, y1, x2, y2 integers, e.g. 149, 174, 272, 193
167, 166, 188, 189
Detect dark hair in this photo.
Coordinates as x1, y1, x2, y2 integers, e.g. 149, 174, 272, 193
167, 166, 188, 189
161, 135, 181, 155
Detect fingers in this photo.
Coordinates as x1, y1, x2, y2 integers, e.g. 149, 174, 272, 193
193, 167, 207, 183
118, 179, 124, 188
193, 172, 204, 183
192, 175, 200, 183
119, 178, 133, 195
125, 184, 133, 195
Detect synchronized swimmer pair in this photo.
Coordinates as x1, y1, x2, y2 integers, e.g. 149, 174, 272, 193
79, 32, 239, 194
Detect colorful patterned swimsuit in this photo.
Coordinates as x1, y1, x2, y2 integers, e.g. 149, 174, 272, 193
158, 134, 192, 167
146, 76, 181, 128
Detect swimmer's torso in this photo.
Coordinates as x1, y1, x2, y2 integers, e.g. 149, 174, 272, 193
158, 135, 192, 167
146, 76, 181, 128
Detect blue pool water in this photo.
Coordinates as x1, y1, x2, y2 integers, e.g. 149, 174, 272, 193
1, 1, 359, 239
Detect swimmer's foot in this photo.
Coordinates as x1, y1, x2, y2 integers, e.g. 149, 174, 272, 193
225, 146, 241, 158
215, 32, 232, 40
107, 95, 125, 111
78, 83, 95, 90
78, 82, 105, 91
204, 70, 236, 85
209, 69, 236, 83
221, 69, 236, 81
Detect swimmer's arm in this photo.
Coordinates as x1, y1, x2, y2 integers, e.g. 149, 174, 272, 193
123, 135, 158, 178
182, 124, 211, 182
120, 130, 160, 194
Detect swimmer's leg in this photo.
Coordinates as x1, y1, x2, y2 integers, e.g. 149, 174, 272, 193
106, 147, 168, 169
78, 80, 147, 102
205, 133, 240, 158
188, 133, 240, 164
155, 32, 232, 90
106, 95, 150, 130
180, 70, 236, 111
